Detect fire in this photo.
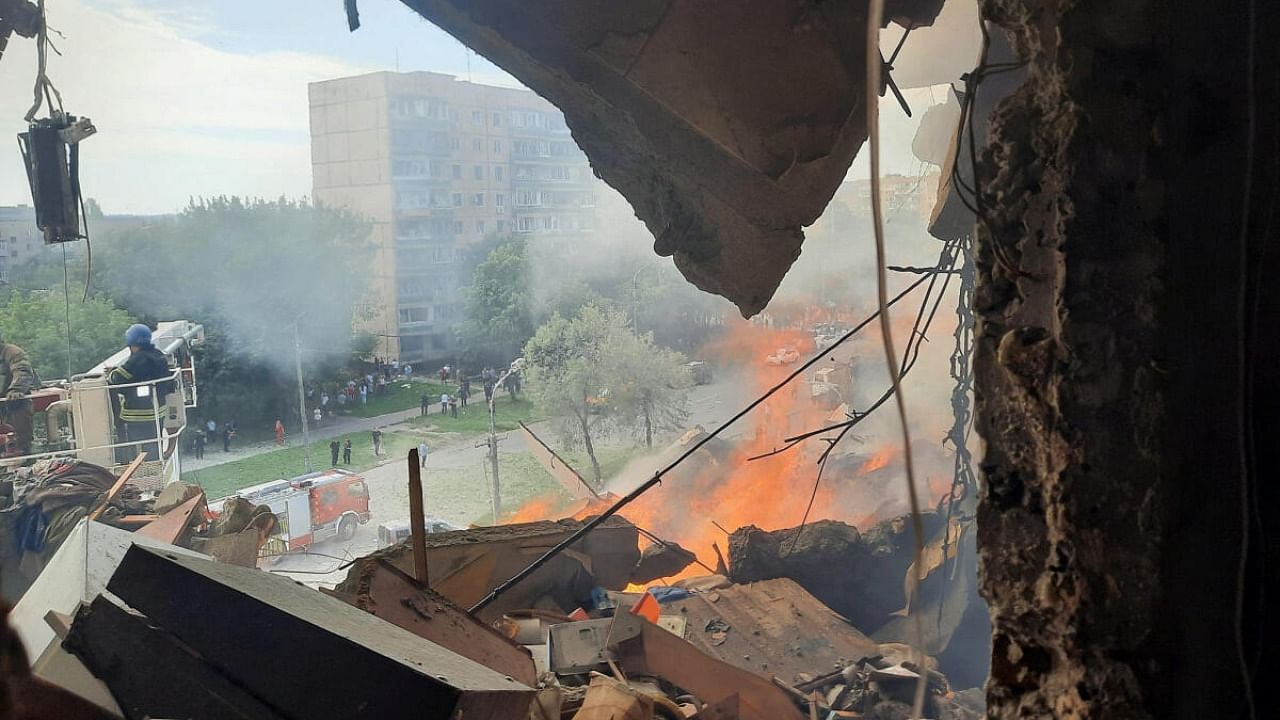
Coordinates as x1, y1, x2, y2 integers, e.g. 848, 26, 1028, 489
858, 447, 895, 474
502, 307, 958, 584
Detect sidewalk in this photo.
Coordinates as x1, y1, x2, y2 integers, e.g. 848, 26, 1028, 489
183, 406, 430, 472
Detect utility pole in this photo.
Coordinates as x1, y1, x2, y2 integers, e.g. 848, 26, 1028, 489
479, 367, 513, 519
293, 319, 314, 473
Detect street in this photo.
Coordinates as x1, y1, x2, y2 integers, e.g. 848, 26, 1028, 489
265, 367, 751, 587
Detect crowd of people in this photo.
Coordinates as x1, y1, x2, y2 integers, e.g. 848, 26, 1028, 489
186, 359, 523, 464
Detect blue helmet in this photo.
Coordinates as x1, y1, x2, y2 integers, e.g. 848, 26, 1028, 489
125, 323, 153, 347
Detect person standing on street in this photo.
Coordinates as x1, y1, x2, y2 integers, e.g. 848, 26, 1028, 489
420, 392, 430, 416
274, 419, 285, 445
459, 378, 471, 409
193, 429, 205, 459
343, 438, 352, 464
417, 439, 429, 468
223, 425, 232, 452
372, 428, 383, 456
329, 439, 341, 466
440, 392, 450, 416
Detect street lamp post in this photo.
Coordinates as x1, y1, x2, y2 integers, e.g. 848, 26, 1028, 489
293, 318, 314, 473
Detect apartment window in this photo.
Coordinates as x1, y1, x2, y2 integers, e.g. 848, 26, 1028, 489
497, 219, 506, 232
473, 165, 484, 180
448, 109, 459, 122
495, 193, 505, 207
451, 164, 462, 179
453, 221, 464, 233
494, 166, 504, 181
476, 220, 486, 234
492, 112, 502, 127
450, 137, 460, 150
543, 216, 559, 231
472, 138, 482, 151
471, 193, 486, 206
493, 139, 502, 153
472, 110, 483, 124
451, 193, 463, 207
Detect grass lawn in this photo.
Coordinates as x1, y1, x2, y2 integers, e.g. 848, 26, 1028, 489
407, 395, 541, 434
468, 444, 648, 525
185, 429, 423, 500
345, 378, 451, 418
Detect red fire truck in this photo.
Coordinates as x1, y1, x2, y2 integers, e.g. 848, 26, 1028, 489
218, 468, 371, 552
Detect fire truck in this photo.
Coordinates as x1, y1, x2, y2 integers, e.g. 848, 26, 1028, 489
220, 468, 371, 553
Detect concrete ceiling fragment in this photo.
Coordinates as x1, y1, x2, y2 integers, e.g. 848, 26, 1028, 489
399, 0, 947, 316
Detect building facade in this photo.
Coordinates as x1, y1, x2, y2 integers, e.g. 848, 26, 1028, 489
0, 206, 47, 286
309, 71, 599, 363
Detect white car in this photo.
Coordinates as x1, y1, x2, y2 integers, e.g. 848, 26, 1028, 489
766, 347, 801, 365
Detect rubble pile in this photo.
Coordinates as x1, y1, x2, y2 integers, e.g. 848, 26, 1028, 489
1, 500, 985, 719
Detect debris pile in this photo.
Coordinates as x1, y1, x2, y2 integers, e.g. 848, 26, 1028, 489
2, 488, 985, 720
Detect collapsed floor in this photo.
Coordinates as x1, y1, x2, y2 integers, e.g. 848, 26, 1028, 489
2, 488, 990, 720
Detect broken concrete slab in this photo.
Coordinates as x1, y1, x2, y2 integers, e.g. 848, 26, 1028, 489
660, 577, 880, 681
607, 606, 805, 720
105, 545, 534, 719
396, 0, 946, 316
63, 595, 287, 720
728, 516, 944, 633
629, 539, 696, 585
337, 517, 641, 621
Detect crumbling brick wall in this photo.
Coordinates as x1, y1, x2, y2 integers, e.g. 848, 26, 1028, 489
974, 0, 1276, 717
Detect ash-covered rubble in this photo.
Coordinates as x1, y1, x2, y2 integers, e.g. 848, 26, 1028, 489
16, 509, 987, 719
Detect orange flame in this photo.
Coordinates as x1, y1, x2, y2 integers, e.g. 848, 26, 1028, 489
502, 310, 955, 583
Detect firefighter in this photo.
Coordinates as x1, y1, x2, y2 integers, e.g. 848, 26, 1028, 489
107, 324, 173, 462
0, 330, 37, 456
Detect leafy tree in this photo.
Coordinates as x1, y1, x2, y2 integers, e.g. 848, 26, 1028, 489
0, 289, 136, 380
87, 197, 372, 433
523, 304, 689, 481
461, 236, 534, 363
615, 343, 691, 449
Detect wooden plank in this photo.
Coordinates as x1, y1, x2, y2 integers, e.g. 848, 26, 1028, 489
88, 453, 146, 521
337, 557, 537, 686
663, 578, 879, 680
113, 514, 160, 526
107, 545, 534, 719
64, 595, 287, 720
135, 493, 205, 545
608, 606, 805, 720
407, 448, 429, 584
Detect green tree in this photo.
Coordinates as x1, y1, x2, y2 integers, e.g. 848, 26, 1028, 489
87, 197, 372, 433
614, 343, 691, 449
523, 304, 689, 481
462, 236, 534, 363
0, 289, 136, 380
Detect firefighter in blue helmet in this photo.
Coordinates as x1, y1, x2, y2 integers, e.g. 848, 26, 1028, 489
107, 324, 173, 461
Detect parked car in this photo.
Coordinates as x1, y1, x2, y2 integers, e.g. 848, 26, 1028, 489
377, 517, 462, 548
765, 346, 801, 365
685, 361, 713, 385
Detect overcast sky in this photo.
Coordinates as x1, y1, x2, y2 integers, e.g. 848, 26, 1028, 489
0, 0, 935, 215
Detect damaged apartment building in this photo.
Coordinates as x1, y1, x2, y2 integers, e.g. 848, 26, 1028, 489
1, 0, 1277, 718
